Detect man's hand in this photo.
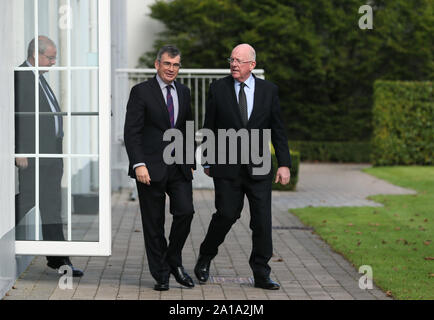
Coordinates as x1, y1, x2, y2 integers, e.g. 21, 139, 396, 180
135, 166, 151, 185
275, 166, 290, 185
16, 157, 28, 169
204, 168, 210, 177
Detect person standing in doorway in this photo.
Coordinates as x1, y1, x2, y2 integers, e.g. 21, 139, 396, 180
15, 36, 83, 277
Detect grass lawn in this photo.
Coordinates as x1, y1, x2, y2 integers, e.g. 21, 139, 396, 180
290, 166, 434, 300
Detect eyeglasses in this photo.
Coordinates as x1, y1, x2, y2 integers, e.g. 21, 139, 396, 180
227, 58, 252, 65
41, 54, 57, 61
160, 61, 181, 69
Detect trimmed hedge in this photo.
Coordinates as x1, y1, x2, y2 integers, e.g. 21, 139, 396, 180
272, 150, 300, 191
288, 141, 371, 163
372, 81, 433, 166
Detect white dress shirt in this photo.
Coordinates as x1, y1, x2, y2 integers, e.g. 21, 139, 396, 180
234, 73, 255, 120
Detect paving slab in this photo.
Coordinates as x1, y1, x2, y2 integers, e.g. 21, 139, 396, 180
4, 164, 415, 300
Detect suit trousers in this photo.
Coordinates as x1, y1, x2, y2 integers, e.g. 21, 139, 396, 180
136, 164, 194, 282
199, 165, 273, 279
15, 158, 68, 265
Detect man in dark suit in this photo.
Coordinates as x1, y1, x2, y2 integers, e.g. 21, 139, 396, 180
194, 44, 291, 290
124, 45, 195, 291
15, 36, 83, 277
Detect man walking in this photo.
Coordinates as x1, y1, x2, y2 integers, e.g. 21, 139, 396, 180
124, 45, 195, 291
195, 44, 291, 290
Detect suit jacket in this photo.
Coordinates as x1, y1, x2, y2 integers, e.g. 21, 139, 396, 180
203, 74, 291, 180
15, 62, 63, 156
124, 76, 195, 182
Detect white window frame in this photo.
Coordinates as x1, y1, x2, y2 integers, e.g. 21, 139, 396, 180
14, 0, 111, 256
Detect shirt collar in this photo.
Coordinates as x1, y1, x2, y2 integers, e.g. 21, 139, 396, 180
26, 60, 43, 78
156, 74, 174, 90
235, 73, 254, 88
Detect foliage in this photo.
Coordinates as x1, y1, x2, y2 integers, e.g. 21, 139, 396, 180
289, 140, 371, 162
140, 0, 433, 142
372, 81, 433, 165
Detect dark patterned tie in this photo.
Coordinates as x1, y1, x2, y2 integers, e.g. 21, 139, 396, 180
239, 82, 248, 126
166, 85, 175, 128
40, 75, 64, 138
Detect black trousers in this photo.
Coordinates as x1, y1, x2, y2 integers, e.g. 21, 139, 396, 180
136, 165, 194, 283
15, 158, 69, 265
199, 166, 273, 279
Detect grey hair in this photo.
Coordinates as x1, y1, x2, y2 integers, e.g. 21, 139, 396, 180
156, 45, 181, 61
27, 36, 56, 59
250, 48, 256, 62
233, 43, 256, 61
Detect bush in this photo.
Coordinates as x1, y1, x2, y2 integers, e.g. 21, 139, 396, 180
372, 81, 433, 166
143, 0, 433, 143
272, 150, 300, 191
288, 141, 371, 163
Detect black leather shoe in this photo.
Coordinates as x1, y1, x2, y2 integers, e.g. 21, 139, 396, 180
154, 281, 169, 291
47, 260, 84, 278
254, 277, 280, 290
170, 266, 194, 288
70, 265, 84, 277
194, 255, 211, 284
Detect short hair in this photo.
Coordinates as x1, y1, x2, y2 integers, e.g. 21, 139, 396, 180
27, 36, 56, 59
156, 45, 181, 61
233, 43, 256, 62
250, 48, 256, 62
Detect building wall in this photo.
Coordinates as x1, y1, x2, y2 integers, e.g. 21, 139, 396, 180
0, 0, 17, 299
126, 0, 164, 67
111, 0, 164, 191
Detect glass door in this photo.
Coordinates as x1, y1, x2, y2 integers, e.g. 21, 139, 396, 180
14, 0, 111, 256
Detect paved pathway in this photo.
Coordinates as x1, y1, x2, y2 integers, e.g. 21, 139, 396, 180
4, 164, 415, 300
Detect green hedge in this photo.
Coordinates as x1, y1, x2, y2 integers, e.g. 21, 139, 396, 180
272, 150, 300, 191
372, 81, 433, 166
288, 141, 371, 163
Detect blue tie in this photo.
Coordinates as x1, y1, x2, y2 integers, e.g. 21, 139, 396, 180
166, 85, 175, 128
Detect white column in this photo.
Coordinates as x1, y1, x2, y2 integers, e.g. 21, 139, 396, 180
0, 0, 17, 299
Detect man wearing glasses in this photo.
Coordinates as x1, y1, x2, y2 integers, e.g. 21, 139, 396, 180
195, 44, 291, 290
15, 36, 83, 277
124, 45, 195, 291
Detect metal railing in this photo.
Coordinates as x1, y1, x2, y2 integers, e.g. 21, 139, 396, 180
113, 68, 265, 143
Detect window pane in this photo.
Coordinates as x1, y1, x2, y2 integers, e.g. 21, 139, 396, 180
71, 116, 99, 155
15, 157, 69, 242
71, 69, 99, 112
71, 0, 99, 67
72, 157, 99, 241
38, 70, 69, 155
38, 0, 68, 68
13, 0, 35, 67
39, 157, 69, 241
15, 70, 36, 155
71, 69, 99, 155
15, 157, 36, 241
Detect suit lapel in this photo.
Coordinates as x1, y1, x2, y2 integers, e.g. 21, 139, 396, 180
149, 76, 172, 128
247, 74, 262, 127
174, 81, 184, 128
224, 76, 244, 128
